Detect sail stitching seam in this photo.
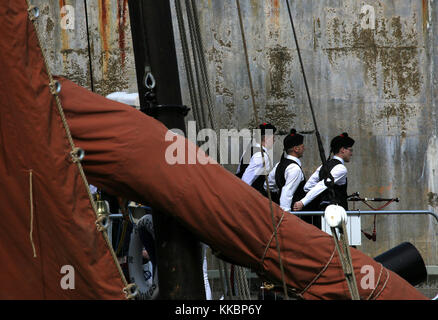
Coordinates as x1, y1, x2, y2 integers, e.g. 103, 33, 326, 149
29, 169, 37, 258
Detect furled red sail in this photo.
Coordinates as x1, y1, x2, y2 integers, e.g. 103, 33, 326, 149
59, 77, 427, 300
0, 1, 428, 300
0, 1, 125, 299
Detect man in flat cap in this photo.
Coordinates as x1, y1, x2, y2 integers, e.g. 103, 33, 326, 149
293, 132, 354, 212
265, 129, 304, 209
265, 129, 320, 227
236, 122, 276, 194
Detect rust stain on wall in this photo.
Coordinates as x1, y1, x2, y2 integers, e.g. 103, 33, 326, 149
250, 0, 259, 17
378, 103, 416, 137
273, 0, 280, 11
117, 0, 128, 68
59, 0, 69, 65
427, 192, 438, 207
223, 102, 236, 129
98, 0, 110, 76
94, 57, 129, 96
265, 104, 296, 132
324, 13, 422, 136
422, 0, 429, 33
268, 0, 281, 39
208, 34, 233, 98
266, 45, 294, 100
313, 17, 321, 50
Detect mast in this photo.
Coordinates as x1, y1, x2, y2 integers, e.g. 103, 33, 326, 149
127, 0, 205, 299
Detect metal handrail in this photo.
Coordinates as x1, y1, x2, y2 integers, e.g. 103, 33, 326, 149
109, 210, 438, 223
290, 210, 438, 225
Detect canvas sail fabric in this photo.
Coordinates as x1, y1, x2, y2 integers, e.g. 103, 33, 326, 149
0, 1, 428, 300
58, 78, 426, 300
0, 1, 125, 299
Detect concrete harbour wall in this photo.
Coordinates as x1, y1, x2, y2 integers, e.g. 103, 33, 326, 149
32, 0, 438, 265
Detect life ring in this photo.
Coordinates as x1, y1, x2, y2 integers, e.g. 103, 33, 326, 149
127, 214, 159, 300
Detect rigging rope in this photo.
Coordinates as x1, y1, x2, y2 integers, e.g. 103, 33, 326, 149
285, 0, 326, 165
83, 0, 94, 92
216, 256, 229, 299
235, 0, 289, 299
26, 1, 135, 299
188, 0, 216, 130
175, 0, 202, 126
236, 266, 251, 300
185, 0, 208, 128
175, 0, 217, 131
186, 0, 216, 130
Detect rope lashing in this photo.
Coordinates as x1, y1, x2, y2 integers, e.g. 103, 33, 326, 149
299, 247, 336, 297
372, 268, 390, 300
365, 263, 384, 300
260, 212, 285, 266
26, 0, 134, 297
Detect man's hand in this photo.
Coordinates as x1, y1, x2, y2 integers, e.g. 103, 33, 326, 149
293, 201, 304, 211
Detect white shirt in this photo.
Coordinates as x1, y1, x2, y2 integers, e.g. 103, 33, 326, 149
277, 155, 305, 212
265, 163, 280, 193
300, 156, 347, 207
238, 143, 272, 186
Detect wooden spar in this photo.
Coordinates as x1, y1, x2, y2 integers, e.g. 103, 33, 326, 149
127, 0, 205, 299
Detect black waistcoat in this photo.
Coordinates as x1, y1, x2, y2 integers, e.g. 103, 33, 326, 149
317, 158, 348, 210
236, 146, 268, 194
275, 156, 321, 228
274, 157, 306, 206
236, 145, 254, 178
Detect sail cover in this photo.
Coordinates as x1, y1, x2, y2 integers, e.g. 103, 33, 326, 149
0, 1, 125, 299
0, 1, 428, 300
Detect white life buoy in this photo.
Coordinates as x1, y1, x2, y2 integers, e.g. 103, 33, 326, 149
127, 214, 159, 300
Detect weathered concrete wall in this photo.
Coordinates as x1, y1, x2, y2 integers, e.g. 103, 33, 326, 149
180, 0, 438, 265
33, 0, 137, 96
33, 0, 438, 265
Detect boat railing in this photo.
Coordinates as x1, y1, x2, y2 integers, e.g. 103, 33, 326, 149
110, 210, 438, 223
291, 210, 438, 225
